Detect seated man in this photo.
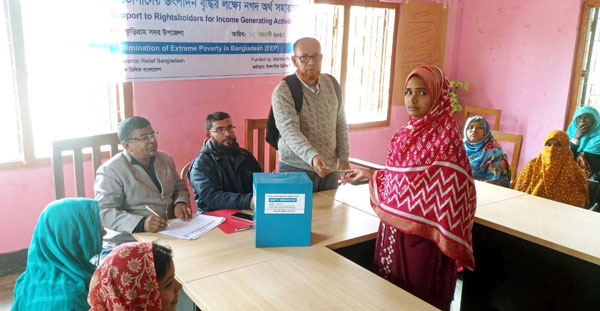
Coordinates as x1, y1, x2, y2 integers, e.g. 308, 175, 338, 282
188, 112, 262, 212
95, 116, 191, 234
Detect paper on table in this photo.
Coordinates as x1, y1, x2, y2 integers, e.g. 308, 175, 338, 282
158, 214, 225, 240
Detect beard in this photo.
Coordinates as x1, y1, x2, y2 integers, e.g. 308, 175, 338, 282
297, 68, 320, 83
212, 138, 240, 155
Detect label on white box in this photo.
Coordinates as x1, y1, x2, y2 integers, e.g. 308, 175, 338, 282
264, 194, 305, 214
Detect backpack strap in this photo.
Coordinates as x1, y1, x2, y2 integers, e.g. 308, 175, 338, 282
283, 74, 303, 112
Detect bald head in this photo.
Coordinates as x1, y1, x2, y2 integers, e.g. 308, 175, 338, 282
293, 37, 321, 54
292, 38, 322, 86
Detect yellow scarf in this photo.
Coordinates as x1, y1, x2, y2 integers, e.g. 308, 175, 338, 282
514, 130, 588, 207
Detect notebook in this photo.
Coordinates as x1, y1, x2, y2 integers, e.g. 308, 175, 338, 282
158, 213, 225, 240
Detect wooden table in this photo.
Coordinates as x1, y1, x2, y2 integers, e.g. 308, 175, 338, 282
186, 247, 431, 311
135, 194, 436, 310
324, 181, 600, 310
463, 184, 600, 310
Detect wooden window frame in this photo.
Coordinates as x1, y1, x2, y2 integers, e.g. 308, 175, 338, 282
1, 0, 132, 171
315, 0, 399, 130
0, 80, 133, 171
565, 0, 600, 129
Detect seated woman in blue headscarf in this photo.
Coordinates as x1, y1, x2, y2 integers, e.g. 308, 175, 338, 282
12, 198, 105, 311
567, 106, 600, 181
463, 116, 511, 187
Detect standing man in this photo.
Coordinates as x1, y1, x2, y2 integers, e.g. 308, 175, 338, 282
271, 37, 350, 191
188, 112, 262, 212
95, 116, 191, 234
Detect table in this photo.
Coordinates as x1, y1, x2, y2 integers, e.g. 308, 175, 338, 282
324, 181, 600, 310
135, 193, 436, 310
464, 183, 600, 310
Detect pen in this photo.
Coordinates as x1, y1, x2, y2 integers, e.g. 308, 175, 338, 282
145, 205, 169, 227
235, 224, 254, 232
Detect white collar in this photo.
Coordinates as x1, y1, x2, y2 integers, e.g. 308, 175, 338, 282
295, 71, 320, 94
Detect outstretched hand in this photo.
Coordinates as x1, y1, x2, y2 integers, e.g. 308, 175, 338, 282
341, 168, 373, 184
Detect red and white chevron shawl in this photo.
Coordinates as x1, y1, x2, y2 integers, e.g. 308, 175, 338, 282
369, 65, 477, 270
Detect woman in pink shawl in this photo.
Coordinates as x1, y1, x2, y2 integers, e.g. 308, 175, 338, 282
345, 65, 476, 310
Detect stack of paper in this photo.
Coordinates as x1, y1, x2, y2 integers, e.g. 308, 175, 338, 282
158, 214, 225, 240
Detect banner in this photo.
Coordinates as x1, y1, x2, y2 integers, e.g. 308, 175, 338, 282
79, 0, 309, 80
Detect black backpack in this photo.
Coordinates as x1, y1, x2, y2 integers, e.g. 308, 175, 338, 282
266, 74, 341, 150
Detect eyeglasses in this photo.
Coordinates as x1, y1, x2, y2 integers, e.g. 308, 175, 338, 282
209, 125, 236, 134
128, 131, 159, 142
294, 54, 323, 63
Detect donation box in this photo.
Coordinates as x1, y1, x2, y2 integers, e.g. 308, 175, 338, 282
253, 172, 312, 247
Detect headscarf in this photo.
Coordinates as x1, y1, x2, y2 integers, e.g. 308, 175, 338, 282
12, 198, 102, 311
88, 241, 162, 311
369, 65, 477, 270
513, 130, 589, 207
463, 116, 511, 184
566, 106, 600, 154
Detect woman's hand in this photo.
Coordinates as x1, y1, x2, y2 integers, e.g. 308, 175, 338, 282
341, 168, 374, 184
575, 123, 592, 139
576, 152, 593, 178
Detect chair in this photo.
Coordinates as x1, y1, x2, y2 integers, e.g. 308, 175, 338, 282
180, 161, 192, 189
491, 130, 523, 183
52, 133, 120, 199
245, 119, 277, 172
462, 106, 501, 131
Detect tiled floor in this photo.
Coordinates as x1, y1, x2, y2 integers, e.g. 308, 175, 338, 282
0, 273, 18, 310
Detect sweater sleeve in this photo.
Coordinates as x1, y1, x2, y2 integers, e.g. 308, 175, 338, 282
271, 82, 319, 166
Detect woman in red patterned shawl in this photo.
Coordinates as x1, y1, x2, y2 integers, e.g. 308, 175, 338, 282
88, 241, 182, 311
344, 65, 476, 310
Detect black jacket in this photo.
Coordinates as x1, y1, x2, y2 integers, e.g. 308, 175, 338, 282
188, 139, 262, 212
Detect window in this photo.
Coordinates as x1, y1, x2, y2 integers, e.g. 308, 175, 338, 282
310, 0, 398, 128
567, 0, 600, 127
0, 0, 130, 168
0, 0, 22, 163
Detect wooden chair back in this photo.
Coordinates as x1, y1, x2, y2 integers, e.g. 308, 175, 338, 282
491, 130, 523, 183
52, 133, 120, 199
180, 161, 192, 189
462, 106, 502, 131
245, 119, 277, 172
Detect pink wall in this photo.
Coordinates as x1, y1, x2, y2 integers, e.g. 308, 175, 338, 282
0, 75, 405, 253
0, 0, 585, 253
443, 0, 583, 172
